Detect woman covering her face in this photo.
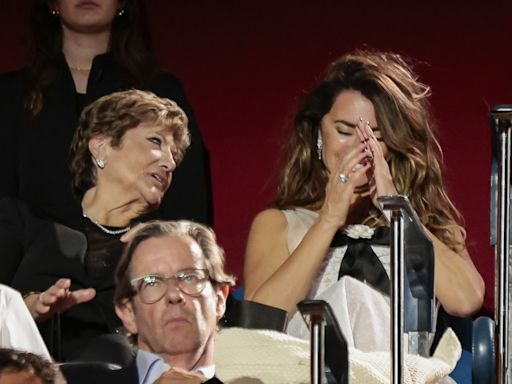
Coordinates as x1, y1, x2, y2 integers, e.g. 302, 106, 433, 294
243, 51, 484, 350
0, 89, 190, 361
0, 0, 211, 230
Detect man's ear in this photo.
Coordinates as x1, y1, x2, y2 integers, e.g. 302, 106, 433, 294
115, 299, 138, 335
88, 135, 111, 163
215, 285, 229, 321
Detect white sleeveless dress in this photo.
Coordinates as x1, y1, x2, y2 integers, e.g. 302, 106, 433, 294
283, 207, 393, 352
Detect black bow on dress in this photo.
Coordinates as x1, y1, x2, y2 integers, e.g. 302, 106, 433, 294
331, 227, 390, 295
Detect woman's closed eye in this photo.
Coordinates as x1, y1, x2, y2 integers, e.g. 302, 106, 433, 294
336, 128, 353, 136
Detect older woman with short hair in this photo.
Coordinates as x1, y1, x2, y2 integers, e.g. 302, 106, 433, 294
0, 89, 189, 361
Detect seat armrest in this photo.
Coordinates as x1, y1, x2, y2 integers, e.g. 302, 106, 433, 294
472, 316, 495, 384
222, 298, 288, 331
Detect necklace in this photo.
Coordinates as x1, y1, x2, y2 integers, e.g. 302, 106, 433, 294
82, 211, 131, 235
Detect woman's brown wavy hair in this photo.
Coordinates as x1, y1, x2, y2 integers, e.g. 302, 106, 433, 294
274, 50, 465, 252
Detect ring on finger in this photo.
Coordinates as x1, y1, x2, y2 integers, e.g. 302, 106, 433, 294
339, 173, 349, 183
38, 292, 45, 302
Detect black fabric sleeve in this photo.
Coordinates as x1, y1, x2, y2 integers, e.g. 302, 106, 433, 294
0, 197, 26, 284
0, 71, 24, 199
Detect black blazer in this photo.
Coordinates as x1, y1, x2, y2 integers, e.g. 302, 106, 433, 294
0, 53, 212, 229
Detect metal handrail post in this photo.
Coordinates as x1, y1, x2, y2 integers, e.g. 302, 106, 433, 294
390, 210, 405, 384
491, 105, 512, 384
379, 195, 435, 384
309, 314, 325, 384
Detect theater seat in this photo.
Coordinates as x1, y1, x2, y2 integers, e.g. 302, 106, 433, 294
471, 316, 495, 384
222, 289, 288, 331
66, 333, 135, 368
433, 308, 495, 384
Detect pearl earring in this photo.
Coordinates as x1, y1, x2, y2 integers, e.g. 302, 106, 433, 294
95, 158, 105, 169
117, 9, 125, 16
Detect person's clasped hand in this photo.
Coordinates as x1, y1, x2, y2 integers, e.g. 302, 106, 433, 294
355, 118, 398, 206
319, 138, 372, 229
24, 278, 96, 322
154, 367, 207, 384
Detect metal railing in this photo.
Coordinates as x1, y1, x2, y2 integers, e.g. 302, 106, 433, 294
379, 195, 436, 384
491, 104, 512, 384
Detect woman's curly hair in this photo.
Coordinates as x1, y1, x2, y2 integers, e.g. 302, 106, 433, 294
69, 89, 190, 194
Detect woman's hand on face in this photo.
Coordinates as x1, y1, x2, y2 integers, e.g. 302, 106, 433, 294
24, 278, 96, 322
319, 141, 372, 229
356, 119, 397, 207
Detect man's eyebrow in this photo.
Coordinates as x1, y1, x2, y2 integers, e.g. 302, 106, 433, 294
334, 119, 380, 131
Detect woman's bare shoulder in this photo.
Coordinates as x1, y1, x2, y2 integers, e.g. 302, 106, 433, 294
251, 208, 287, 228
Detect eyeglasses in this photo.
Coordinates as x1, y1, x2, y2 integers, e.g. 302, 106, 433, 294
130, 269, 210, 304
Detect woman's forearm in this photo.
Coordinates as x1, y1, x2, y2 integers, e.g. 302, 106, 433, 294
244, 210, 339, 315
427, 228, 485, 316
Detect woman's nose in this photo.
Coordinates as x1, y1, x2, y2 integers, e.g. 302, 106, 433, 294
161, 150, 176, 172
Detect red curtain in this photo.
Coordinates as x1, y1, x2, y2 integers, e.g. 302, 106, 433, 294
1, 0, 511, 312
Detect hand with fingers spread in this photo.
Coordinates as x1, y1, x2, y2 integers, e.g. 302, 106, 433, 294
355, 118, 398, 207
24, 278, 96, 322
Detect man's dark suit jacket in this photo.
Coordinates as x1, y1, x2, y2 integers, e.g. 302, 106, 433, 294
61, 355, 224, 384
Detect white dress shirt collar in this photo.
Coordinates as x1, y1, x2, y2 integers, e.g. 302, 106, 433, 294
136, 349, 215, 383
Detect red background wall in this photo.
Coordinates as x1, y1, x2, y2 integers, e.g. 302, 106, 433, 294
1, 0, 511, 312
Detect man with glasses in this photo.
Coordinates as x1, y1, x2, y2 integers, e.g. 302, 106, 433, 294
65, 220, 234, 383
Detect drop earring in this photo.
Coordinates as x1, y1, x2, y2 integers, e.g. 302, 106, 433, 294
316, 136, 323, 161
117, 9, 125, 16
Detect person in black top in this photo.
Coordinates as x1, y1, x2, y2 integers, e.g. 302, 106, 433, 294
0, 89, 191, 361
0, 0, 212, 229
